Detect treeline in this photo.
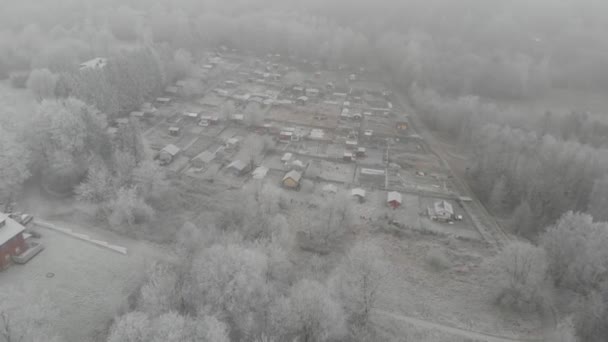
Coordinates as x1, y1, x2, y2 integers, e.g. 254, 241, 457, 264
107, 184, 391, 342
491, 212, 608, 341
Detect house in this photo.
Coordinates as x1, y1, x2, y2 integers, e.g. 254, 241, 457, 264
168, 126, 181, 136
396, 121, 408, 130
305, 88, 320, 97
79, 57, 107, 71
282, 170, 302, 190
183, 112, 199, 119
0, 213, 27, 269
232, 114, 245, 123
296, 96, 309, 105
252, 166, 269, 180
140, 103, 157, 116
345, 140, 358, 149
281, 153, 293, 163
351, 188, 366, 203
356, 147, 366, 157
309, 129, 325, 140
322, 184, 338, 194
156, 97, 172, 105
199, 115, 219, 124
191, 151, 216, 168
387, 191, 402, 209
226, 137, 240, 149
226, 160, 250, 176
364, 129, 373, 137
343, 152, 354, 162
130, 111, 145, 119
159, 144, 180, 165
433, 200, 455, 222
279, 131, 294, 142
165, 86, 179, 95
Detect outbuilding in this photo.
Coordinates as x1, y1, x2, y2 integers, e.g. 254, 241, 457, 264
387, 191, 402, 209
159, 144, 180, 165
0, 213, 27, 269
252, 166, 269, 180
226, 160, 250, 176
282, 170, 302, 190
351, 188, 366, 203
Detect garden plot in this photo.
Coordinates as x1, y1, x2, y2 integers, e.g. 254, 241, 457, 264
312, 160, 356, 184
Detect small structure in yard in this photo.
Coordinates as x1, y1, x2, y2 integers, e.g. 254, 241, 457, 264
356, 147, 366, 157
430, 200, 455, 222
396, 121, 408, 130
322, 184, 338, 194
225, 137, 240, 150
252, 166, 269, 180
156, 97, 172, 105
343, 151, 354, 162
351, 188, 366, 203
0, 213, 27, 269
360, 168, 385, 176
226, 160, 251, 176
279, 130, 294, 142
306, 88, 320, 97
309, 129, 325, 140
345, 140, 358, 149
296, 96, 309, 105
364, 129, 373, 137
191, 151, 216, 168
282, 170, 302, 190
130, 111, 145, 119
141, 103, 157, 116
281, 152, 293, 163
387, 191, 402, 209
232, 114, 244, 123
79, 57, 107, 71
168, 126, 181, 136
183, 111, 199, 119
290, 160, 305, 171
159, 144, 180, 165
165, 86, 179, 95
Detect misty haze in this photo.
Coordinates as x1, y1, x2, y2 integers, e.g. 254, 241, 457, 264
1, 0, 607, 341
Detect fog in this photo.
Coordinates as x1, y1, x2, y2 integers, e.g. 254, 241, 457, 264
1, 1, 607, 342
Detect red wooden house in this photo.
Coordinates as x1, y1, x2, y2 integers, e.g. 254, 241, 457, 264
0, 213, 27, 269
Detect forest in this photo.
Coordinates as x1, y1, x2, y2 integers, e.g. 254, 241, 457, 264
1, 0, 608, 341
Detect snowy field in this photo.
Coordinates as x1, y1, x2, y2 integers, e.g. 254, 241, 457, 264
0, 226, 170, 342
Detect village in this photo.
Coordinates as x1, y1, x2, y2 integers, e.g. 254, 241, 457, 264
0, 50, 533, 341
117, 50, 477, 239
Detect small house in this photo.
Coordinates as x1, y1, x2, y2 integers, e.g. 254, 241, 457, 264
396, 122, 408, 130
387, 191, 402, 209
309, 129, 325, 140
226, 137, 240, 149
232, 114, 244, 123
130, 111, 145, 119
305, 88, 320, 97
165, 86, 179, 95
279, 131, 294, 142
252, 166, 269, 180
351, 188, 366, 203
433, 200, 455, 222
0, 213, 27, 269
282, 170, 302, 190
168, 126, 181, 136
159, 144, 180, 165
345, 140, 358, 149
322, 184, 338, 194
156, 97, 172, 105
183, 112, 199, 119
226, 160, 250, 176
296, 96, 309, 105
356, 147, 366, 157
364, 129, 373, 136
281, 153, 293, 163
79, 57, 107, 71
343, 152, 354, 162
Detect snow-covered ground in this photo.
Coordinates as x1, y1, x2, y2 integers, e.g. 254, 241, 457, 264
1, 225, 170, 342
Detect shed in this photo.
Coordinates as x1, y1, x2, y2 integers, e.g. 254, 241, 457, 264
351, 188, 366, 203
232, 114, 244, 122
356, 147, 366, 157
433, 200, 454, 221
165, 86, 179, 95
227, 160, 250, 176
387, 191, 402, 209
183, 112, 199, 119
281, 153, 293, 162
252, 166, 269, 180
156, 97, 172, 105
168, 126, 181, 136
130, 111, 145, 118
322, 184, 338, 194
282, 170, 302, 190
0, 213, 27, 269
343, 152, 354, 162
296, 96, 309, 105
159, 144, 180, 165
